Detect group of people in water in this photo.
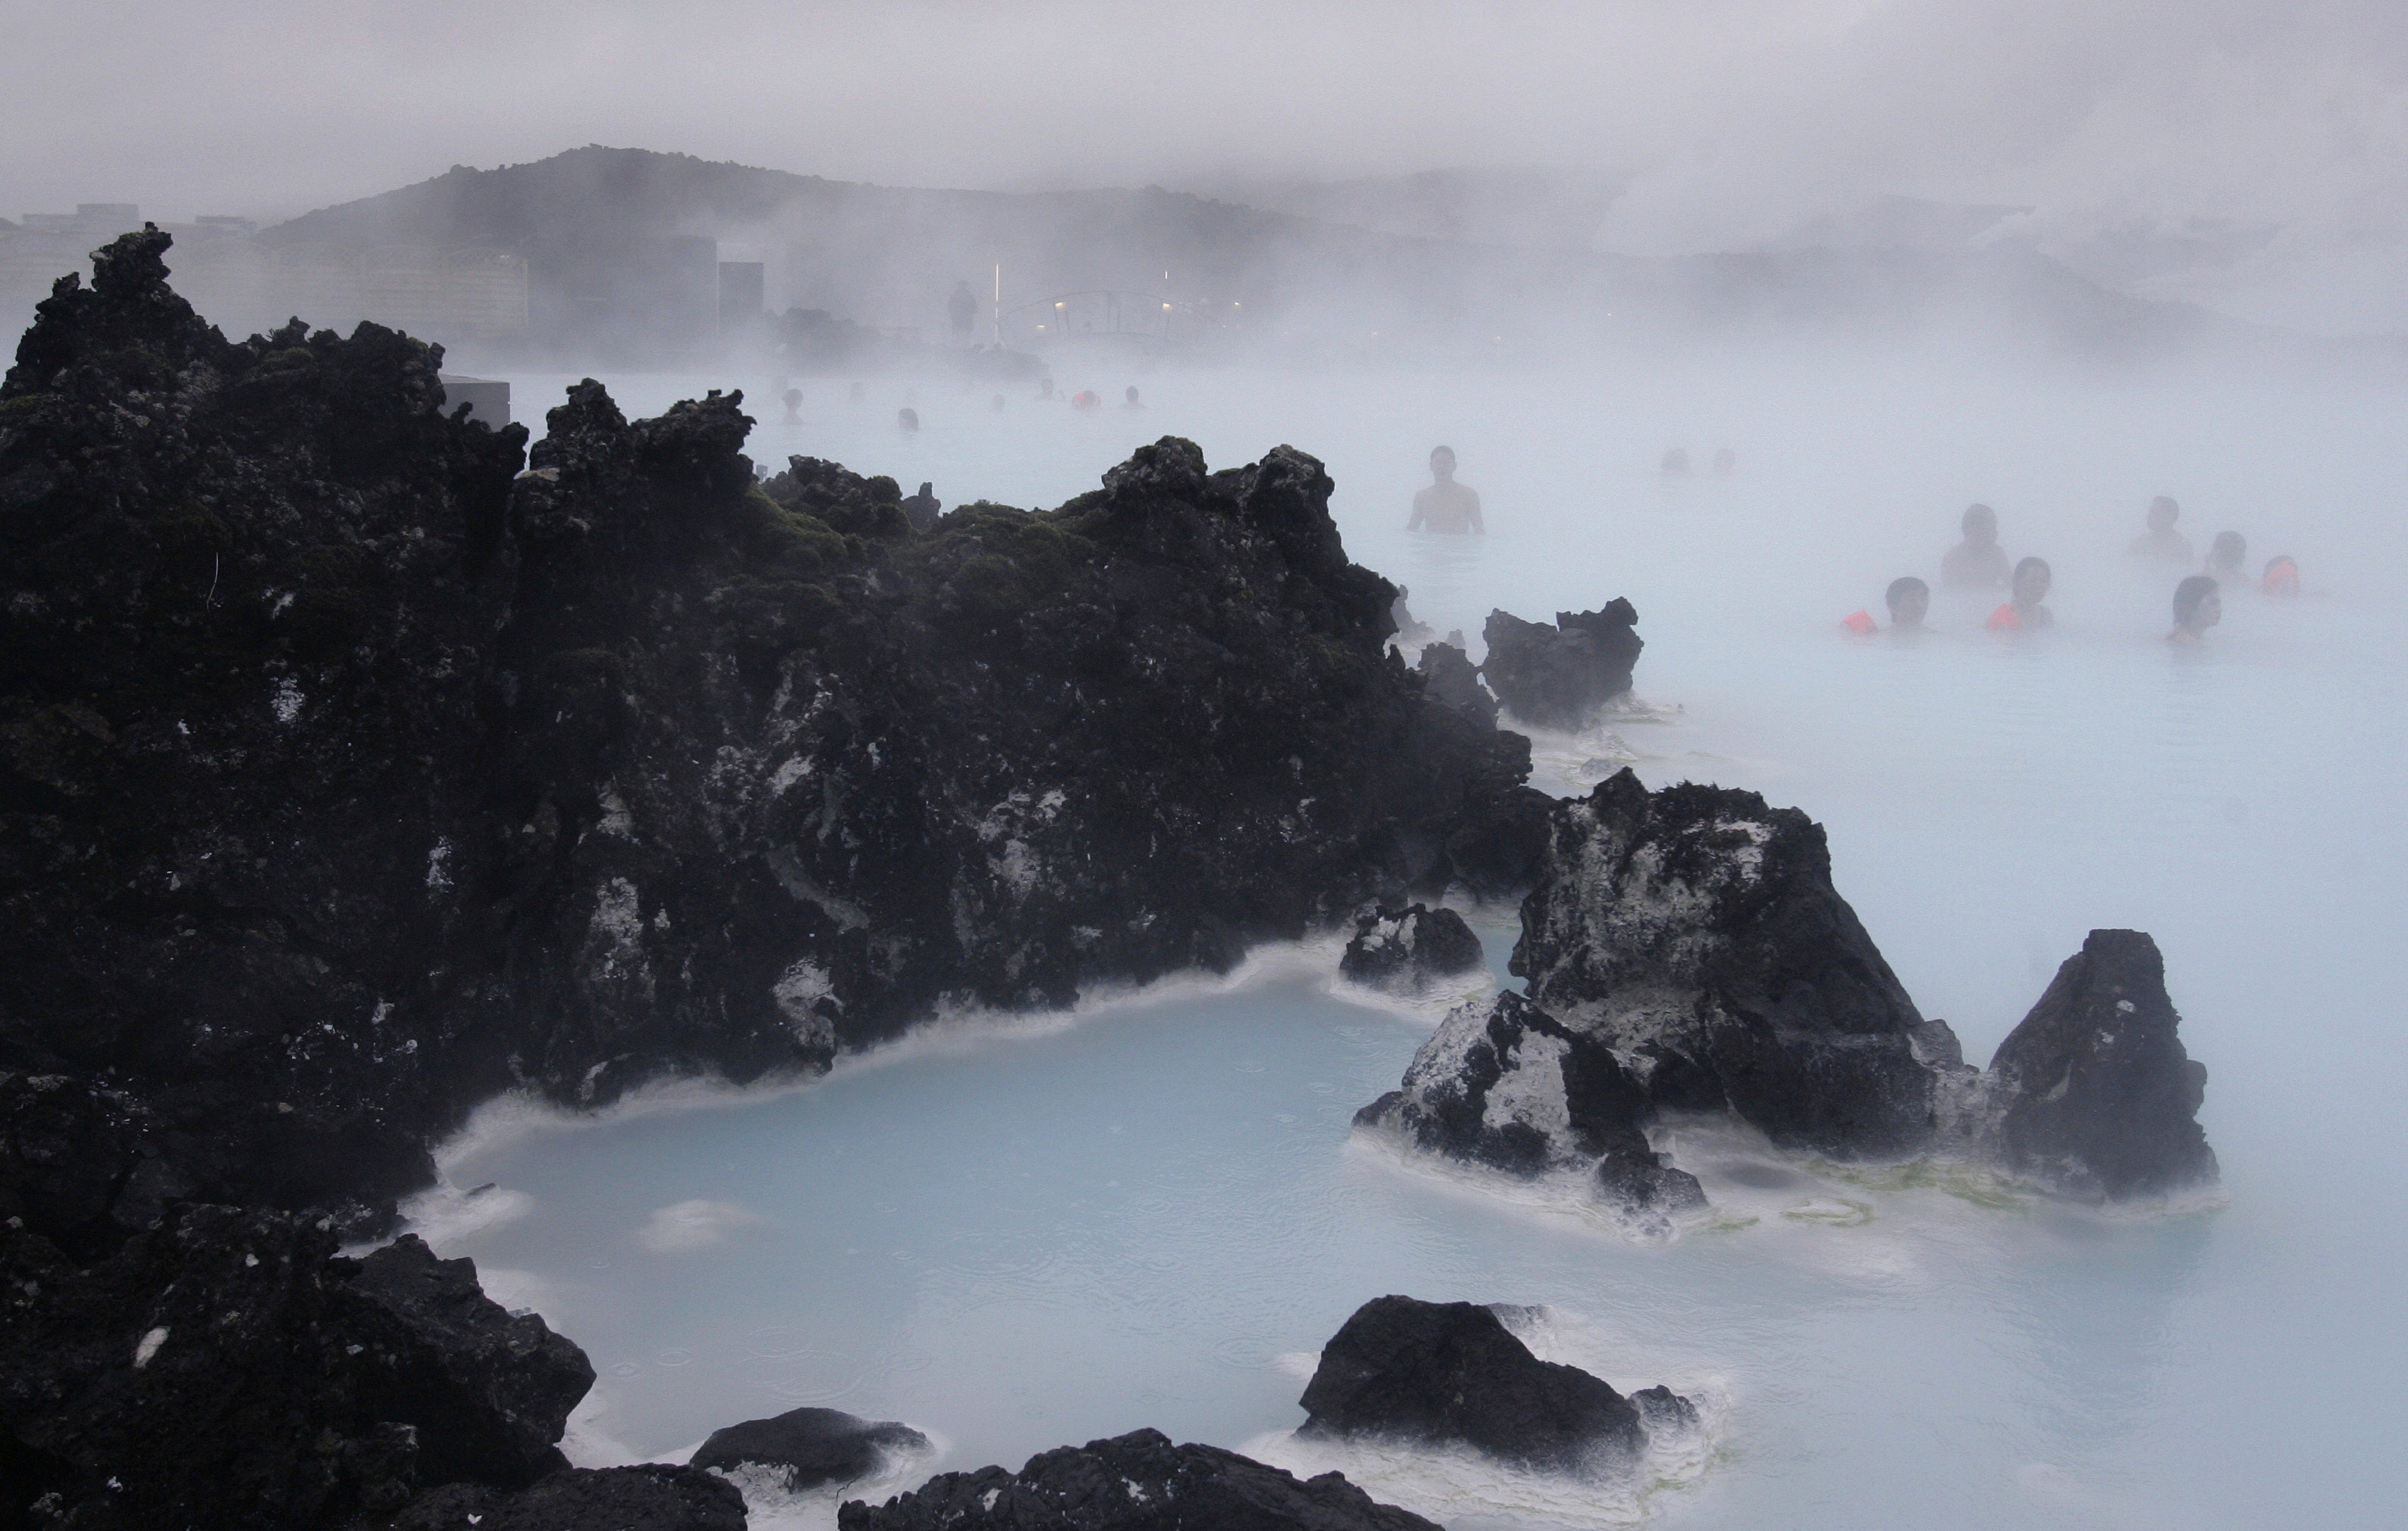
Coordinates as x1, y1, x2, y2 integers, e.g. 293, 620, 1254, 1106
1849, 497, 2300, 645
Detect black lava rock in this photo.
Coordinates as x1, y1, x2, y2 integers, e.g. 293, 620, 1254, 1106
835, 1428, 1436, 1531
690, 1405, 929, 1493
1297, 1297, 1679, 1473
0, 1206, 593, 1530
370, 1464, 747, 1530
1415, 641, 1497, 725
1479, 603, 1643, 731
1339, 904, 1485, 992
1513, 769, 1942, 1157
1986, 930, 2217, 1200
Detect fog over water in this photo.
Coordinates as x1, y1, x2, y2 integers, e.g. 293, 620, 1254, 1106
408, 352, 2408, 1528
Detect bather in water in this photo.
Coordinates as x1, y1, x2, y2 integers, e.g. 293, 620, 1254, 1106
2130, 495, 2195, 564
1988, 557, 2054, 630
1941, 504, 2011, 590
2205, 530, 2247, 584
2262, 554, 2301, 598
2170, 575, 2223, 644
1407, 446, 1485, 534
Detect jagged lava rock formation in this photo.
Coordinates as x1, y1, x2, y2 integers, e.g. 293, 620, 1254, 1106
0, 228, 1554, 1525
1479, 602, 1643, 730
1298, 1296, 1693, 1474
1338, 903, 1485, 993
1413, 641, 1497, 726
1359, 769, 2217, 1219
836, 1429, 1438, 1531
690, 1405, 929, 1495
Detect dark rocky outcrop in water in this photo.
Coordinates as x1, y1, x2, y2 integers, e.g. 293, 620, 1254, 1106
367, 1464, 747, 1530
0, 1206, 592, 1529
836, 1428, 1438, 1531
1360, 769, 2219, 1220
1413, 641, 1497, 726
0, 228, 1553, 1526
1338, 903, 1485, 993
1478, 602, 1643, 731
1986, 929, 2217, 1200
690, 1405, 929, 1493
1298, 1297, 1688, 1474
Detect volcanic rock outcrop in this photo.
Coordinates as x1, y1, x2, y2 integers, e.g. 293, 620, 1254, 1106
0, 228, 1556, 1525
1413, 641, 1497, 726
1479, 602, 1643, 730
835, 1429, 1438, 1531
1358, 769, 2218, 1220
690, 1405, 930, 1495
369, 1465, 747, 1530
1339, 903, 1485, 993
1297, 1297, 1692, 1474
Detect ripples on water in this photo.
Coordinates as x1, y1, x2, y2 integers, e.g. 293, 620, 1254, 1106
417, 359, 2408, 1529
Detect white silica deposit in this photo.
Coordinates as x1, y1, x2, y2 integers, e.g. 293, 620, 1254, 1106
416, 352, 2408, 1529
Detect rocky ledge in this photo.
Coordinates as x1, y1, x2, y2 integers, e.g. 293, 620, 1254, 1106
1298, 1296, 1693, 1474
690, 1405, 930, 1495
0, 228, 1571, 1524
836, 1429, 1438, 1531
1358, 769, 2217, 1222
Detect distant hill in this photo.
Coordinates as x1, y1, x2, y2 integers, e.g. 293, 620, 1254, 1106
246, 146, 2256, 365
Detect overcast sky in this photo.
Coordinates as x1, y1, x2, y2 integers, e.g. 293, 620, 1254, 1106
6, 1, 2404, 330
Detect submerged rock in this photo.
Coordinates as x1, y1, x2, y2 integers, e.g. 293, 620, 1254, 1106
1479, 602, 1643, 730
1297, 1296, 1684, 1473
835, 1427, 1437, 1531
0, 1206, 593, 1529
1986, 929, 2217, 1200
1339, 904, 1485, 992
1361, 770, 2218, 1216
371, 1464, 747, 1530
690, 1405, 929, 1493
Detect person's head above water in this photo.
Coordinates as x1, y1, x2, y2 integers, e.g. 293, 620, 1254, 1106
1885, 576, 1929, 630
1429, 446, 1457, 483
1960, 503, 1999, 547
2172, 575, 2222, 637
2263, 555, 2301, 597
2208, 530, 2246, 571
2149, 495, 2180, 532
2012, 557, 2053, 609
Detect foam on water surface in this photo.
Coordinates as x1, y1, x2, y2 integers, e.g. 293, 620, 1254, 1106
423, 356, 2408, 1529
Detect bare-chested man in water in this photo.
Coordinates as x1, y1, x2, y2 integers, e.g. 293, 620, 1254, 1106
1407, 446, 1485, 534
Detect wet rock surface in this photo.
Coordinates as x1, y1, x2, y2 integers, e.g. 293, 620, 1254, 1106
365, 1464, 747, 1531
1986, 929, 2217, 1200
690, 1405, 929, 1494
0, 1206, 591, 1529
1363, 769, 2218, 1216
1413, 641, 1497, 726
1338, 904, 1484, 992
836, 1428, 1438, 1531
1479, 602, 1643, 731
1297, 1297, 1681, 1473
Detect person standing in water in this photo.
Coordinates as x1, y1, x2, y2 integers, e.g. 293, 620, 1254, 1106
948, 280, 979, 340
2171, 575, 2222, 643
2205, 530, 2247, 583
1407, 446, 1484, 534
1942, 504, 2011, 589
2130, 496, 2195, 563
1988, 557, 2054, 629
1844, 576, 1929, 635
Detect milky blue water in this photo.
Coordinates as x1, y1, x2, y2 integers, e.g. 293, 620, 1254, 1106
418, 349, 2408, 1529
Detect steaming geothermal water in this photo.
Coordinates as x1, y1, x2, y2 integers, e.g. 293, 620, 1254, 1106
424, 352, 2408, 1529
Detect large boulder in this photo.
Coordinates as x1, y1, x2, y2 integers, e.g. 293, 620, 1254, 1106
835, 1428, 1437, 1531
1338, 904, 1485, 993
690, 1405, 929, 1494
1513, 769, 1942, 1157
1479, 603, 1643, 731
1984, 930, 2218, 1200
1296, 1297, 1687, 1474
0, 1206, 594, 1530
370, 1464, 747, 1530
